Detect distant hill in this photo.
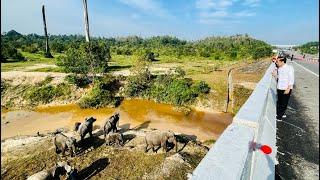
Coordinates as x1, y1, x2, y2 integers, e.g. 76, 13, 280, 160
3, 30, 23, 38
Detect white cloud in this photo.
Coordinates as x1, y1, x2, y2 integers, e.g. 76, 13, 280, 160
200, 10, 228, 18
196, 0, 233, 10
196, 0, 259, 25
118, 0, 172, 18
243, 0, 260, 7
234, 10, 256, 17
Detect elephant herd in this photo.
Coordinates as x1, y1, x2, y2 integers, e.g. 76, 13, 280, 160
28, 112, 178, 180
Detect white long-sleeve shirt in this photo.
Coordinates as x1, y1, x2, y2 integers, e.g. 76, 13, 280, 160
277, 64, 294, 90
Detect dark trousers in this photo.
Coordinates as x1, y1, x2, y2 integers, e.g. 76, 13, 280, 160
276, 89, 292, 120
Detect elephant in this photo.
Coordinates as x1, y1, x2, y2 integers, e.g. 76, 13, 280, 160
145, 130, 177, 153
27, 161, 72, 180
105, 132, 124, 146
67, 168, 78, 180
103, 112, 120, 139
74, 122, 81, 132
54, 133, 77, 157
75, 117, 97, 142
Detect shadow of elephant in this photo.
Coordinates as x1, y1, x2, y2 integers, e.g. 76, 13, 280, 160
123, 133, 136, 145
77, 158, 109, 179
133, 121, 151, 131
119, 123, 131, 133
174, 134, 198, 152
76, 136, 105, 156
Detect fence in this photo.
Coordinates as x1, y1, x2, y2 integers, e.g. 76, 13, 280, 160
191, 63, 277, 180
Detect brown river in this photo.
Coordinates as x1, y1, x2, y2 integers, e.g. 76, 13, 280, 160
1, 99, 233, 141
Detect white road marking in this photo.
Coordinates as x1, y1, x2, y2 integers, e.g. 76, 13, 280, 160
292, 61, 319, 78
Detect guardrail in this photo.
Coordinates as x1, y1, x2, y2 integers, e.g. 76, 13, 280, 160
191, 63, 277, 180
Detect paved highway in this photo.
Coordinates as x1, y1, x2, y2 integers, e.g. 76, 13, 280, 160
276, 55, 319, 179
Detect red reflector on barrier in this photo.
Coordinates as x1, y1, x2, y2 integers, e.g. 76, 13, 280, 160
260, 145, 272, 154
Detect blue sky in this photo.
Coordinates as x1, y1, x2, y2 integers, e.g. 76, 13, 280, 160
1, 0, 319, 45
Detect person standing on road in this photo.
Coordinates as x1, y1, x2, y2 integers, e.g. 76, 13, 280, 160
291, 54, 294, 61
274, 56, 294, 120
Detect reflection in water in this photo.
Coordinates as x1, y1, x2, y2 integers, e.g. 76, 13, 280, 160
1, 99, 233, 141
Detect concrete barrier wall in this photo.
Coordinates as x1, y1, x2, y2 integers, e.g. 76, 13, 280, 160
191, 63, 277, 180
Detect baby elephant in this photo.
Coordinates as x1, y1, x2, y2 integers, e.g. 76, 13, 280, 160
103, 112, 120, 139
54, 133, 77, 157
145, 130, 177, 153
75, 117, 97, 141
27, 161, 72, 180
105, 132, 124, 146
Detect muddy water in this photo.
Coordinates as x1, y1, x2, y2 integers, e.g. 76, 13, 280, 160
1, 99, 233, 141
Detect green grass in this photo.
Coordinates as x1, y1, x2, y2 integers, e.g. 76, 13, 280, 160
1, 51, 62, 72
110, 54, 137, 66
27, 67, 64, 73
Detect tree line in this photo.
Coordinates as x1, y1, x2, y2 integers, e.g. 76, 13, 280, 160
1, 30, 272, 63
294, 41, 319, 55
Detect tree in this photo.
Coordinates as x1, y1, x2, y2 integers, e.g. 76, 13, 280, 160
1, 42, 25, 62
42, 5, 53, 58
57, 41, 111, 79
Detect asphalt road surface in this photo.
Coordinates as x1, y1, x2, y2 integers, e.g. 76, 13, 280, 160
276, 57, 319, 180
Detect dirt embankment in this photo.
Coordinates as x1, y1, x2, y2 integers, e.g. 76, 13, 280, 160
1, 59, 271, 112
1, 127, 210, 179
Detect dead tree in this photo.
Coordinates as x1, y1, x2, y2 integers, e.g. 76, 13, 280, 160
82, 0, 90, 42
42, 4, 53, 58
224, 68, 234, 113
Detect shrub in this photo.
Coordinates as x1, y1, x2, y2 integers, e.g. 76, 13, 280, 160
26, 85, 57, 104
78, 75, 121, 108
124, 65, 211, 106
174, 67, 186, 78
1, 43, 25, 62
165, 79, 198, 105
57, 41, 111, 75
22, 44, 39, 53
192, 81, 210, 94
93, 75, 121, 93
149, 78, 198, 106
125, 64, 152, 97
25, 82, 72, 104
137, 49, 156, 62
55, 83, 72, 97
78, 84, 118, 109
65, 74, 90, 88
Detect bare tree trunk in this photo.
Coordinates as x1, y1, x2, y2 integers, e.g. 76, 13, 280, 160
224, 68, 234, 113
82, 0, 90, 42
42, 5, 53, 58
